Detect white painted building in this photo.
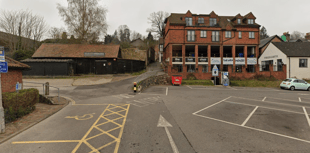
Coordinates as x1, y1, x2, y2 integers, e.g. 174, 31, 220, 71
259, 42, 310, 79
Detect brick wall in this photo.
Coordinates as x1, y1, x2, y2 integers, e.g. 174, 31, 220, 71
167, 64, 287, 81
1, 70, 23, 93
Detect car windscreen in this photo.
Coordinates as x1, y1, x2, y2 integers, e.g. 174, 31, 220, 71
284, 79, 291, 82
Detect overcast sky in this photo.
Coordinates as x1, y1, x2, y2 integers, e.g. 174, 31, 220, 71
1, 0, 310, 40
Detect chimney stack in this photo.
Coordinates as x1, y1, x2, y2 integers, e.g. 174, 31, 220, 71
283, 32, 290, 42
305, 32, 310, 41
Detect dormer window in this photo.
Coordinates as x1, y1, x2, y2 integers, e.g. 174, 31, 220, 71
185, 17, 192, 26
198, 18, 204, 24
237, 19, 241, 24
210, 18, 217, 26
248, 19, 254, 24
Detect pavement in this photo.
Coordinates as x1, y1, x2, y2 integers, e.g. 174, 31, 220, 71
2, 62, 310, 152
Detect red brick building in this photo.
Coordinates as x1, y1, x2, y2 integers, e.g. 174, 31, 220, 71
162, 10, 261, 79
1, 57, 30, 92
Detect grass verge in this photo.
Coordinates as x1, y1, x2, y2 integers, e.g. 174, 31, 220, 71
131, 69, 146, 76
182, 80, 214, 86
230, 80, 282, 88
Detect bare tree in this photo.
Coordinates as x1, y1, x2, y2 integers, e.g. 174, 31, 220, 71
260, 26, 269, 40
147, 11, 170, 38
118, 25, 130, 42
290, 31, 305, 40
131, 31, 142, 40
49, 27, 66, 39
57, 0, 108, 43
0, 10, 48, 51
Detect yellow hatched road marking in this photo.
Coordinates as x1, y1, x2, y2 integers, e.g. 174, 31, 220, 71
12, 104, 130, 153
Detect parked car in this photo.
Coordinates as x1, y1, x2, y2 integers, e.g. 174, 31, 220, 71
280, 78, 310, 91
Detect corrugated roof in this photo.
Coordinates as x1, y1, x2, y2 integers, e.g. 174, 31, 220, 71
32, 44, 120, 58
5, 56, 30, 69
21, 58, 74, 63
272, 42, 310, 57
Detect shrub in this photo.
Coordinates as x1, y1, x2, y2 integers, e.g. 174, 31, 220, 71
186, 73, 196, 80
2, 88, 39, 123
13, 50, 35, 61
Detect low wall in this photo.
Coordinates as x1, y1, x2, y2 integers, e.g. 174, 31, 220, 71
138, 74, 171, 92
167, 64, 287, 80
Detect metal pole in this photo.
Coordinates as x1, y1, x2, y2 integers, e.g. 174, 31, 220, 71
0, 73, 5, 133
43, 84, 45, 96
58, 88, 60, 103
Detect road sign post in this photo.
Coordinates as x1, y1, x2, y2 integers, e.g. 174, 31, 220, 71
212, 65, 219, 85
0, 46, 5, 133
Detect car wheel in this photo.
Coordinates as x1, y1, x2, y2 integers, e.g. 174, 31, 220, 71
308, 87, 310, 91
290, 86, 295, 91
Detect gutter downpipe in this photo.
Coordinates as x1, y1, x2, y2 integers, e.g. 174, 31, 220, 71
289, 57, 291, 78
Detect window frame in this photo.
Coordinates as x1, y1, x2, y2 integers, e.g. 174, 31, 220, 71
198, 17, 204, 24
299, 59, 308, 68
202, 65, 208, 73
212, 31, 220, 42
248, 19, 254, 24
249, 32, 255, 39
210, 18, 217, 26
185, 17, 193, 26
173, 64, 183, 72
200, 30, 207, 38
237, 19, 241, 24
187, 30, 195, 42
239, 31, 242, 38
187, 64, 196, 73
225, 31, 232, 38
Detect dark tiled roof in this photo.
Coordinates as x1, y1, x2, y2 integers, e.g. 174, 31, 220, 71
165, 13, 186, 25
272, 42, 310, 57
21, 59, 74, 63
165, 12, 260, 29
259, 35, 283, 48
5, 56, 30, 69
32, 44, 120, 58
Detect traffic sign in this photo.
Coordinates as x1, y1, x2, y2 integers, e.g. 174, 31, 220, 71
16, 82, 22, 91
212, 65, 219, 76
0, 62, 8, 73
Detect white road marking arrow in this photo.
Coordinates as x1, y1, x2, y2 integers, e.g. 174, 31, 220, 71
157, 115, 179, 153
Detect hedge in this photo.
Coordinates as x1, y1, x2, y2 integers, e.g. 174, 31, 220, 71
2, 88, 39, 123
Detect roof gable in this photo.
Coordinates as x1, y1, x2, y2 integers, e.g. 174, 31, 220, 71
32, 44, 120, 58
259, 35, 284, 48
244, 12, 256, 19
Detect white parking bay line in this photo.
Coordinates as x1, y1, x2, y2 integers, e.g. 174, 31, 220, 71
303, 107, 310, 127
193, 114, 310, 144
186, 85, 193, 89
299, 97, 302, 102
193, 96, 231, 115
241, 106, 259, 126
262, 97, 266, 101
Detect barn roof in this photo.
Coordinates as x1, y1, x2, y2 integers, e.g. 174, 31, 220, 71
32, 43, 120, 58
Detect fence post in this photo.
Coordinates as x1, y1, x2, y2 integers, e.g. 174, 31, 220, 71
45, 82, 49, 95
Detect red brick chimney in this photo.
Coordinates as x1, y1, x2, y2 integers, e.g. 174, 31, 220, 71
283, 32, 290, 42
306, 32, 310, 41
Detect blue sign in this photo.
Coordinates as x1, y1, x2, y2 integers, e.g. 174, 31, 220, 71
16, 83, 19, 90
0, 62, 8, 73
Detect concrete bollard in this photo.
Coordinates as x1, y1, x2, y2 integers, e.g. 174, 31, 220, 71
45, 82, 49, 95
134, 82, 137, 93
